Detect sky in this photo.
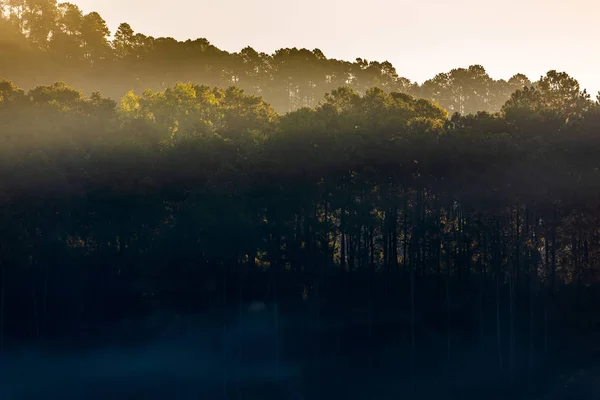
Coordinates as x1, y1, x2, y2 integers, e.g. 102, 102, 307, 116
72, 0, 600, 95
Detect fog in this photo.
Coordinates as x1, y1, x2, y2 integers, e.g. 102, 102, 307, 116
2, 302, 598, 400
0, 304, 302, 399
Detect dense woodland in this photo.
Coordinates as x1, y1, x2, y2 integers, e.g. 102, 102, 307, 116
3, 2, 600, 399
0, 1, 537, 114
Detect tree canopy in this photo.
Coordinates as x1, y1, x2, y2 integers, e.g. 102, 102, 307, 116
2, 5, 600, 399
0, 2, 546, 114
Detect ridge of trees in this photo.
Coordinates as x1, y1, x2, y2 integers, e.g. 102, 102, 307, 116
1, 70, 600, 349
2, 4, 600, 388
0, 0, 549, 114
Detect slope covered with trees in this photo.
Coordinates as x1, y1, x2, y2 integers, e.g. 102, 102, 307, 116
0, 1, 537, 114
2, 2, 600, 399
1, 67, 600, 380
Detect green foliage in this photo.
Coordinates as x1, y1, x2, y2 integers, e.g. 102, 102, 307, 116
0, 2, 576, 115
502, 71, 593, 135
0, 79, 24, 104
29, 81, 83, 104
0, 76, 600, 364
117, 83, 277, 148
0, 77, 597, 201
2, 6, 600, 363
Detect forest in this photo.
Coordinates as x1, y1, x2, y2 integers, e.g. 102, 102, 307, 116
2, 2, 600, 400
0, 1, 535, 114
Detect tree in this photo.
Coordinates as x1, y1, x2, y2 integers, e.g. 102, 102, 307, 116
113, 22, 134, 59
535, 70, 591, 117
80, 11, 111, 63
29, 81, 82, 104
0, 79, 24, 104
419, 65, 496, 115
2, 4, 566, 115
22, 0, 57, 48
51, 2, 83, 61
502, 71, 592, 135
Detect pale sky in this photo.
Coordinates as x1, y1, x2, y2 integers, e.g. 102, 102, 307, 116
72, 0, 600, 95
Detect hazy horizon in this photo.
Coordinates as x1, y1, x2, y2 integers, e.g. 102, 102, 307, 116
71, 0, 600, 95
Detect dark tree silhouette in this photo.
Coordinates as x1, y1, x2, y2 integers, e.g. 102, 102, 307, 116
1, 6, 600, 400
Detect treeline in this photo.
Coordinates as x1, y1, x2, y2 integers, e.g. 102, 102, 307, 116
1, 66, 600, 375
0, 1, 538, 114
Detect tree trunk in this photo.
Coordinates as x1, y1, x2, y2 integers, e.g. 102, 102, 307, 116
326, 200, 333, 268
551, 206, 557, 296
403, 193, 409, 277
478, 253, 484, 341
42, 267, 48, 338
436, 205, 441, 279
420, 192, 426, 279
446, 237, 451, 362
239, 260, 245, 394
410, 259, 416, 396
273, 295, 280, 381
340, 209, 346, 273
509, 273, 515, 384
32, 265, 39, 339
0, 251, 4, 355
509, 207, 519, 383
223, 264, 229, 400
544, 233, 549, 355
391, 204, 398, 273
346, 229, 352, 275
527, 208, 534, 373
368, 225, 374, 369
495, 221, 503, 371
369, 226, 375, 270
463, 215, 470, 287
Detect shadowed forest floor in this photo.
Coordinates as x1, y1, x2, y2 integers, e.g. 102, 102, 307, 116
2, 302, 599, 400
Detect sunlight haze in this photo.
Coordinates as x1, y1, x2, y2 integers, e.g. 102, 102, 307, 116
5, 1, 600, 400
72, 0, 600, 95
